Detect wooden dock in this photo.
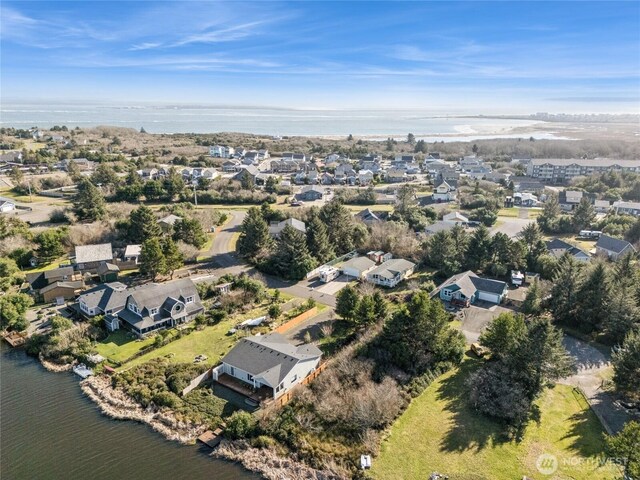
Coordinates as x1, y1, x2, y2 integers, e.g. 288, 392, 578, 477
2, 331, 28, 347
197, 427, 224, 448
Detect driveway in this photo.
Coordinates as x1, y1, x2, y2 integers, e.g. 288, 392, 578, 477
559, 336, 630, 434
490, 216, 532, 238
315, 275, 352, 296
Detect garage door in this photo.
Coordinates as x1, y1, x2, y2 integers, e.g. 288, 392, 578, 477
477, 291, 500, 304
342, 267, 360, 279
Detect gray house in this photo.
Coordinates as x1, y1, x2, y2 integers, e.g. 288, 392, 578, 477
77, 278, 204, 337
595, 235, 636, 261
433, 270, 508, 305
546, 238, 590, 262
74, 243, 114, 273
219, 332, 322, 400
297, 185, 324, 201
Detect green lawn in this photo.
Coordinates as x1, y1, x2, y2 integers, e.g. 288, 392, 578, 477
25, 256, 73, 273
497, 207, 520, 217
372, 357, 619, 480
95, 330, 157, 364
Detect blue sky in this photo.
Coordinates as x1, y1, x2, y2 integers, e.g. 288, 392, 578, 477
1, 1, 639, 113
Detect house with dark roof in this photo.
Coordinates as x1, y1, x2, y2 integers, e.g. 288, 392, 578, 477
268, 218, 306, 237
297, 185, 324, 201
365, 258, 416, 288
546, 238, 590, 262
595, 235, 636, 261
77, 278, 203, 337
219, 332, 322, 399
26, 266, 82, 303
433, 271, 508, 305
355, 208, 384, 224
433, 180, 456, 202
74, 243, 113, 273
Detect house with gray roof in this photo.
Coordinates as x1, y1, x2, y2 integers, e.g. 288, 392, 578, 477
546, 238, 590, 262
268, 218, 306, 237
341, 256, 376, 279
74, 243, 113, 273
365, 258, 416, 288
595, 235, 636, 261
433, 270, 508, 305
219, 332, 322, 399
612, 201, 640, 217
297, 185, 324, 201
77, 278, 203, 337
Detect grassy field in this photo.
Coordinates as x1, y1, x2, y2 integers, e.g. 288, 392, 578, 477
372, 357, 619, 480
497, 207, 521, 217
95, 330, 158, 363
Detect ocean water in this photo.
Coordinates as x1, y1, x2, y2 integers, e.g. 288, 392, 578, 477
0, 103, 562, 140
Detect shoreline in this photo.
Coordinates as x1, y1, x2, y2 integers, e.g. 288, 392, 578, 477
38, 353, 74, 372
80, 375, 207, 444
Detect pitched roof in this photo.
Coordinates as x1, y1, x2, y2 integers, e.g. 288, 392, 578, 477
97, 262, 120, 274
40, 280, 83, 294
596, 234, 635, 254
443, 211, 468, 223
546, 237, 574, 251
75, 243, 113, 264
44, 266, 74, 280
425, 220, 459, 235
531, 158, 640, 167
221, 332, 322, 388
158, 214, 182, 226
368, 258, 416, 280
342, 256, 376, 272
435, 270, 507, 297
269, 218, 306, 235
124, 244, 142, 257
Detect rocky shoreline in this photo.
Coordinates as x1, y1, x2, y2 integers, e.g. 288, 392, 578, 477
214, 440, 347, 480
80, 375, 207, 444
38, 353, 74, 372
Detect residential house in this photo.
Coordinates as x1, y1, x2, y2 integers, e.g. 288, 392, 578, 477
595, 235, 636, 261
77, 278, 204, 337
137, 168, 159, 180
0, 199, 16, 213
545, 238, 590, 262
282, 153, 308, 162
222, 160, 241, 172
74, 243, 114, 273
39, 281, 84, 304
233, 148, 247, 159
433, 271, 508, 305
60, 158, 94, 172
271, 159, 303, 173
123, 244, 142, 264
26, 266, 82, 302
376, 193, 397, 205
268, 218, 307, 237
320, 172, 334, 185
612, 201, 640, 217
233, 165, 260, 184
510, 176, 545, 194
294, 170, 319, 185
334, 164, 357, 183
425, 220, 461, 236
466, 165, 493, 179
526, 158, 640, 183
594, 200, 612, 214
365, 258, 416, 288
358, 169, 374, 185
341, 256, 377, 279
513, 192, 539, 207
243, 151, 261, 165
432, 180, 456, 202
297, 185, 324, 201
394, 155, 415, 164
355, 208, 383, 224
0, 151, 23, 163
460, 155, 484, 170
209, 145, 235, 158
385, 168, 407, 183
158, 214, 182, 233
219, 332, 322, 400
360, 154, 382, 170
443, 211, 469, 223
558, 190, 596, 211
484, 172, 510, 184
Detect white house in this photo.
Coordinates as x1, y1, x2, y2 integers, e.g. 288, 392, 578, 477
268, 218, 306, 237
219, 333, 322, 399
0, 198, 16, 213
358, 169, 374, 185
341, 256, 376, 279
123, 244, 142, 264
365, 258, 416, 288
442, 211, 469, 224
210, 145, 235, 158
612, 201, 640, 217
433, 181, 456, 202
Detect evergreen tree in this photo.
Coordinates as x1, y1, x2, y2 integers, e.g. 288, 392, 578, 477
479, 313, 526, 360
127, 205, 161, 243
575, 262, 611, 333
537, 194, 561, 232
270, 225, 317, 280
372, 291, 388, 321
73, 178, 106, 222
612, 329, 640, 398
163, 168, 186, 200
605, 288, 639, 344
319, 200, 361, 254
604, 421, 640, 480
336, 285, 360, 322
518, 222, 547, 271
426, 230, 462, 277
549, 254, 583, 327
140, 237, 166, 281
572, 196, 596, 232
173, 218, 207, 248
162, 237, 183, 279
35, 228, 67, 261
466, 225, 492, 272
521, 278, 543, 316
238, 207, 272, 259
355, 294, 376, 326
306, 213, 334, 263
489, 232, 514, 277
91, 163, 120, 187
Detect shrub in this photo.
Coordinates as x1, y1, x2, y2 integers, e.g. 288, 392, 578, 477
225, 411, 257, 439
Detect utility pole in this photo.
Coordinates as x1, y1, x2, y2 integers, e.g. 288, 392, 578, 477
192, 180, 198, 207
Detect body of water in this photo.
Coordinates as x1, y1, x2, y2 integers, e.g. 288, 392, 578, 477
0, 103, 564, 139
0, 343, 255, 480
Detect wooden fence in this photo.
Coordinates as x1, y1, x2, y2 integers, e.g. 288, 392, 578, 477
274, 306, 318, 334
268, 362, 328, 408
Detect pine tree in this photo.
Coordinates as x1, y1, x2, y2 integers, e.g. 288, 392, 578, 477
74, 178, 106, 222
162, 237, 183, 279
372, 291, 388, 321
537, 194, 560, 232
575, 262, 611, 333
427, 230, 461, 277
306, 214, 334, 263
336, 285, 360, 322
612, 329, 640, 398
270, 225, 317, 280
466, 225, 492, 272
238, 207, 272, 259
521, 278, 542, 316
549, 254, 583, 327
127, 205, 161, 243
355, 294, 376, 326
140, 237, 166, 281
572, 196, 596, 232
173, 217, 207, 248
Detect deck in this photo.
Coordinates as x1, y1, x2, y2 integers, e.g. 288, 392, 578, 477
215, 373, 272, 404
197, 427, 224, 448
2, 331, 28, 347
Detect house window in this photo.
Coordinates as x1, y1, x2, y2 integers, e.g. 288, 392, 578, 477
247, 374, 253, 381
185, 296, 194, 304
129, 304, 139, 314
150, 307, 159, 315
229, 366, 235, 376
291, 374, 297, 383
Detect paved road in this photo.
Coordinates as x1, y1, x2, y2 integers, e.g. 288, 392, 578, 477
559, 336, 630, 434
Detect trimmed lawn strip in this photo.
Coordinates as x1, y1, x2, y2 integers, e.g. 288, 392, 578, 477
372, 357, 619, 480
